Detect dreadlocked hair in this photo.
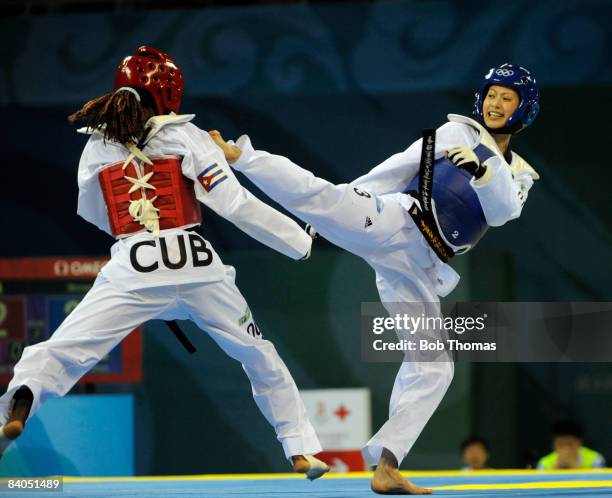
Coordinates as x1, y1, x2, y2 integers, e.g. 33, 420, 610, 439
68, 90, 153, 144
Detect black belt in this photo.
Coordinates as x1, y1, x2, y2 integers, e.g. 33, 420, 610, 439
406, 129, 455, 263
166, 225, 199, 354
132, 129, 198, 355
165, 320, 196, 354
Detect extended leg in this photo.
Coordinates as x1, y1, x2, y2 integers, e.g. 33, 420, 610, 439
213, 132, 408, 258
181, 274, 327, 478
0, 276, 168, 455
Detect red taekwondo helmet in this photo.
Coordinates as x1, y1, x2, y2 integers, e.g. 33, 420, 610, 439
114, 46, 184, 115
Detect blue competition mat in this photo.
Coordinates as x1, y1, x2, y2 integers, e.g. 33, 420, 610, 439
3, 470, 612, 498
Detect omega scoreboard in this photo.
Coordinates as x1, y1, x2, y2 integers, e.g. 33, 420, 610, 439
0, 257, 142, 384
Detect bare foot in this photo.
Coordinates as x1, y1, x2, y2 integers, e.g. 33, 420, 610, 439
291, 454, 330, 481
2, 420, 24, 440
0, 421, 24, 459
292, 455, 310, 473
371, 449, 432, 495
209, 130, 242, 164
0, 387, 32, 459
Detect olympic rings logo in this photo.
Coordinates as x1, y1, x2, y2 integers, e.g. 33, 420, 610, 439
496, 69, 515, 77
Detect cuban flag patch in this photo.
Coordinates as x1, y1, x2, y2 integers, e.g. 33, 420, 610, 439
198, 163, 228, 192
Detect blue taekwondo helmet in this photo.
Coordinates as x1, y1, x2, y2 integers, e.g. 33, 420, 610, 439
473, 63, 540, 134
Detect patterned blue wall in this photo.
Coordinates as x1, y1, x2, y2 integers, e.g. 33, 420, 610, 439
2, 0, 612, 105
1, 0, 611, 474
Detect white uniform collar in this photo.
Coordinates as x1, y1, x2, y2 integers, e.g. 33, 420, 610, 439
142, 113, 195, 144
447, 114, 504, 156
77, 112, 195, 138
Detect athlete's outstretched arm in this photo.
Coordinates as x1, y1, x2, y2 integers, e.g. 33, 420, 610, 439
179, 126, 311, 260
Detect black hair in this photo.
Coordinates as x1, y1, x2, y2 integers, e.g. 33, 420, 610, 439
460, 435, 491, 453
68, 88, 155, 144
552, 420, 582, 439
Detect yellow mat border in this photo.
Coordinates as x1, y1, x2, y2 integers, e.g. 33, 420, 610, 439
4, 469, 612, 491
42, 469, 612, 486
436, 481, 612, 491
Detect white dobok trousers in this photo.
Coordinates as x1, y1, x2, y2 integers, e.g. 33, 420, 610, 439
0, 265, 321, 460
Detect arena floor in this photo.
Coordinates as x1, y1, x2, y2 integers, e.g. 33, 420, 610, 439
5, 469, 612, 497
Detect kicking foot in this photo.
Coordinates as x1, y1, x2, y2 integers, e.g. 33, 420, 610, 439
209, 130, 242, 164
292, 454, 330, 481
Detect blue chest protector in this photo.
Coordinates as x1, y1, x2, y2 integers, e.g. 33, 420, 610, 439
405, 144, 495, 249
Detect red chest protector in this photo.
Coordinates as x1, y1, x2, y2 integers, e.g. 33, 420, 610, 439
98, 156, 202, 237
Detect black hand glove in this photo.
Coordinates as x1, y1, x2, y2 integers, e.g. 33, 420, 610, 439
448, 146, 487, 179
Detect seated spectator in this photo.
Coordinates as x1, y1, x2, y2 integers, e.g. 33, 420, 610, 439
537, 420, 606, 470
461, 435, 491, 471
